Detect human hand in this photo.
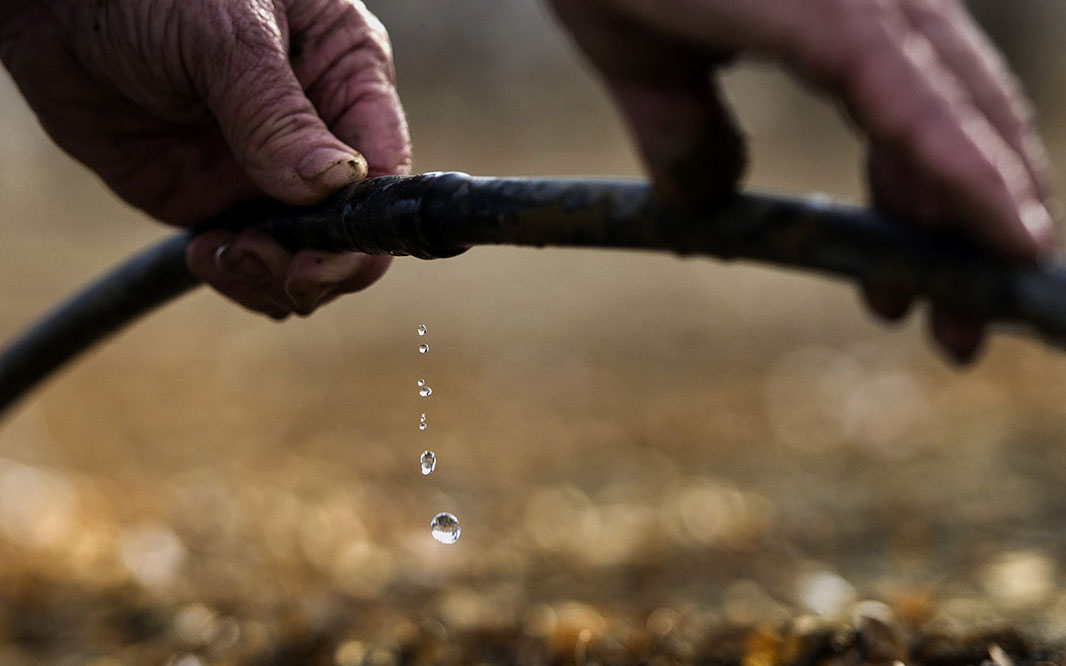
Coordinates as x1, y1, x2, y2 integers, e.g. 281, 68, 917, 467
549, 0, 1057, 362
1, 0, 410, 318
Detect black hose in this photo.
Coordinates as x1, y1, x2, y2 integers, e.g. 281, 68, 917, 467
3, 172, 1066, 418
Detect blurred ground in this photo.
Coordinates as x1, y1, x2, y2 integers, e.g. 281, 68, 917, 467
4, 2, 1066, 665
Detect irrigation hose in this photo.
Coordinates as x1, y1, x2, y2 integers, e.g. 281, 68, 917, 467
3, 171, 1066, 417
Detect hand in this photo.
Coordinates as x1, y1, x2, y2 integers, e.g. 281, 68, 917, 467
1, 0, 410, 318
550, 0, 1057, 363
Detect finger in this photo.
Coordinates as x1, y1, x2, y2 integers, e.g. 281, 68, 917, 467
278, 0, 407, 317
792, 4, 1057, 260
826, 11, 1055, 260
898, 0, 1054, 202
284, 251, 392, 316
862, 149, 930, 327
930, 308, 985, 364
550, 1, 745, 210
867, 145, 945, 225
187, 230, 291, 318
549, 0, 795, 55
861, 283, 914, 322
606, 71, 745, 211
287, 0, 413, 176
187, 229, 297, 318
187, 2, 367, 206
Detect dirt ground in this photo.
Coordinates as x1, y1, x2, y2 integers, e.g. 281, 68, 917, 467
4, 2, 1066, 665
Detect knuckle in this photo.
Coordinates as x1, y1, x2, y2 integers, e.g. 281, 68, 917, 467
792, 0, 892, 88
294, 0, 396, 86
952, 145, 1015, 202
187, 0, 284, 83
904, 110, 996, 195
241, 97, 320, 160
1005, 81, 1037, 128
338, 1, 394, 61
892, 107, 936, 156
970, 158, 1008, 194
910, 0, 953, 14
939, 0, 967, 16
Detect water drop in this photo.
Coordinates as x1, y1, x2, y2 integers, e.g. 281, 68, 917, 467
417, 324, 427, 336
419, 386, 432, 397
417, 378, 425, 387
419, 343, 430, 354
430, 512, 460, 544
420, 450, 436, 475
419, 413, 427, 430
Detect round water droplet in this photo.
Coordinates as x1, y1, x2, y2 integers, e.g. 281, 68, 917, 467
418, 343, 430, 354
419, 386, 432, 397
417, 378, 425, 387
418, 423, 427, 431
420, 450, 436, 475
417, 324, 427, 336
430, 512, 460, 544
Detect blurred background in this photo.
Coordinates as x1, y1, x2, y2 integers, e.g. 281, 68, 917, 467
3, 1, 1066, 664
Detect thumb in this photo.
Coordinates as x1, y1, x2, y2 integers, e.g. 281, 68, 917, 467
607, 72, 746, 211
550, 0, 746, 211
192, 13, 367, 205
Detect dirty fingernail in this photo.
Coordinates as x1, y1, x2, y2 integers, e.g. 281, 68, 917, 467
296, 148, 367, 188
216, 244, 272, 286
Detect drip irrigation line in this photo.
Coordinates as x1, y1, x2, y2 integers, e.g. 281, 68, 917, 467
3, 172, 1066, 417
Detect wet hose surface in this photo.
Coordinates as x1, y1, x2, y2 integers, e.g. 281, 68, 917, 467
4, 171, 1066, 417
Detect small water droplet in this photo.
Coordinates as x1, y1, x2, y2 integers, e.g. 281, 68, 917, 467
420, 450, 436, 475
419, 413, 427, 430
419, 386, 432, 397
418, 423, 427, 431
430, 512, 460, 544
417, 324, 427, 336
417, 378, 425, 387
419, 343, 430, 354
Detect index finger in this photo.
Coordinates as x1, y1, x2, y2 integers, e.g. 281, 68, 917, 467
287, 0, 412, 176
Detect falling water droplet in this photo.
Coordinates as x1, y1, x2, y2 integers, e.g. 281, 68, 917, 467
419, 343, 430, 354
419, 386, 433, 397
417, 324, 427, 336
417, 378, 425, 387
419, 413, 427, 430
430, 512, 460, 544
420, 450, 436, 475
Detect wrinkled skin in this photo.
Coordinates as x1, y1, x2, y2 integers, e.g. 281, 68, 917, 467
0, 0, 410, 318
550, 0, 1058, 363
1, 0, 1059, 362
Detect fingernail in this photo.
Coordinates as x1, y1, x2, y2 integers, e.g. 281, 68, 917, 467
216, 244, 272, 286
296, 148, 367, 188
288, 283, 337, 317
